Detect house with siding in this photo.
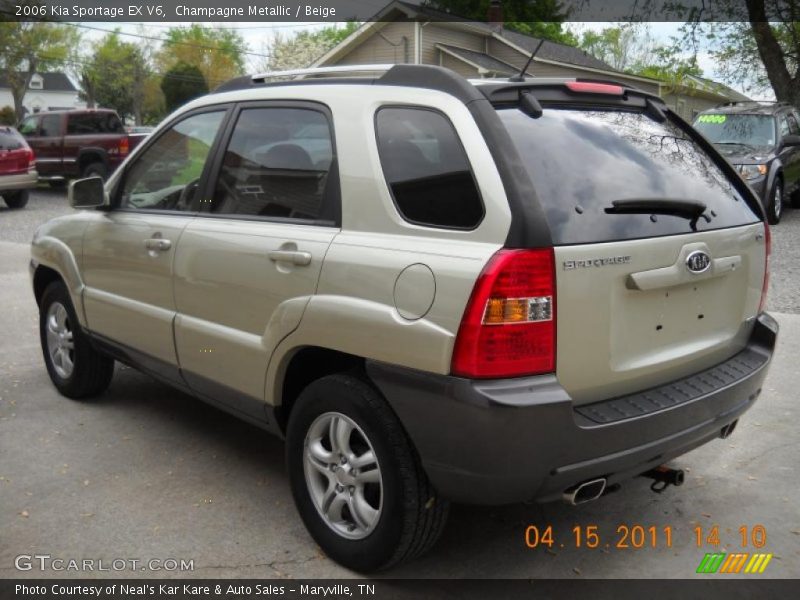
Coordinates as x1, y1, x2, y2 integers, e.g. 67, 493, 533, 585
0, 72, 81, 116
313, 1, 749, 119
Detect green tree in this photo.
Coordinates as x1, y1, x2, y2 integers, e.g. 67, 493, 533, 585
0, 22, 79, 119
0, 106, 16, 126
579, 24, 657, 72
425, 0, 576, 44
263, 22, 361, 72
81, 31, 151, 124
160, 62, 208, 113
661, 0, 800, 104
157, 25, 246, 89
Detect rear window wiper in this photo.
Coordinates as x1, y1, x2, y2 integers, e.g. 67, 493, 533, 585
605, 198, 707, 219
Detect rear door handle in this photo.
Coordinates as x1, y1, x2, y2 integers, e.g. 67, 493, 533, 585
144, 238, 172, 251
268, 250, 312, 266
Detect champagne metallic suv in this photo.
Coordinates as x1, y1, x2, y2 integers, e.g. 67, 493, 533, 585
30, 65, 778, 572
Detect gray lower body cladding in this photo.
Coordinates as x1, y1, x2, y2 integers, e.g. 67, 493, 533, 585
366, 312, 778, 505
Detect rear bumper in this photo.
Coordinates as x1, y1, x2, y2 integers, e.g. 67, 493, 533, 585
0, 171, 38, 192
366, 312, 778, 505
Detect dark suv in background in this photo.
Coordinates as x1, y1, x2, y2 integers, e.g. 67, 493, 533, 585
18, 109, 140, 187
694, 102, 800, 224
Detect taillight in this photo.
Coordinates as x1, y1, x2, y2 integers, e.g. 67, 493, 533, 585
451, 248, 556, 379
26, 148, 35, 170
119, 136, 129, 156
758, 222, 770, 313
565, 81, 624, 95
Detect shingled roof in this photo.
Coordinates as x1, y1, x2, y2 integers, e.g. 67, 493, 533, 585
0, 72, 77, 92
395, 1, 617, 72
436, 44, 517, 75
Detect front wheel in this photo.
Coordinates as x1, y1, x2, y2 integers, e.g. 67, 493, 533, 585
286, 374, 449, 572
3, 190, 29, 209
39, 281, 114, 398
767, 179, 783, 224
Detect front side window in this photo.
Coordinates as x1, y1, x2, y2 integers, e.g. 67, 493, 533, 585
209, 107, 334, 221
18, 117, 37, 136
119, 110, 225, 211
786, 113, 799, 135
375, 107, 483, 229
778, 115, 791, 138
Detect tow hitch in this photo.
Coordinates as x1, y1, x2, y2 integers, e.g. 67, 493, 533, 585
641, 465, 685, 493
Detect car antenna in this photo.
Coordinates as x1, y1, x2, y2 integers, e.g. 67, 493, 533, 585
509, 39, 544, 82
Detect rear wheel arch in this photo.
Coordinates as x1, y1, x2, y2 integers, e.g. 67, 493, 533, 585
275, 347, 366, 434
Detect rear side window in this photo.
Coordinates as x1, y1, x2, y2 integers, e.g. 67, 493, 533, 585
67, 112, 124, 134
210, 107, 335, 221
499, 108, 760, 245
0, 128, 24, 150
376, 107, 483, 229
39, 114, 61, 137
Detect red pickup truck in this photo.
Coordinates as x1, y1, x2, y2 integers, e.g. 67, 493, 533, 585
18, 109, 143, 185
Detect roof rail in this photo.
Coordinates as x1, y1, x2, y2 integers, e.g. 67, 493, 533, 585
721, 100, 790, 107
251, 64, 395, 82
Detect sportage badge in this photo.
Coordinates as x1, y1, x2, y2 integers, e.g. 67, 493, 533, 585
686, 250, 712, 273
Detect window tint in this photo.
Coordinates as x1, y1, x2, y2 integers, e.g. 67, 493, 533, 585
786, 113, 799, 135
210, 107, 334, 220
499, 108, 760, 245
779, 115, 791, 138
375, 107, 483, 229
18, 117, 37, 136
39, 114, 61, 137
67, 112, 124, 135
0, 128, 24, 150
119, 111, 225, 212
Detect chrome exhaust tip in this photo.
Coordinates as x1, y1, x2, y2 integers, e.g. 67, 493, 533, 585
563, 478, 607, 506
720, 419, 738, 439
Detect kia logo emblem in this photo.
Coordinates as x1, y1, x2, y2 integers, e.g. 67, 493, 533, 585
686, 250, 711, 274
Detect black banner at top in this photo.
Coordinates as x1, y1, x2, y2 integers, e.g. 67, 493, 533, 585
0, 0, 785, 23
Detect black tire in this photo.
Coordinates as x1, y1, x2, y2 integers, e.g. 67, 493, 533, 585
767, 178, 783, 224
81, 161, 108, 180
286, 373, 449, 572
3, 190, 29, 209
39, 281, 114, 399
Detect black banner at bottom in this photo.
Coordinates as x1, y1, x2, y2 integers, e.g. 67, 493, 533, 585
2, 579, 798, 600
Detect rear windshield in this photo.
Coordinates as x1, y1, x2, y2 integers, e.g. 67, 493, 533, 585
498, 108, 760, 245
693, 113, 776, 148
0, 129, 24, 150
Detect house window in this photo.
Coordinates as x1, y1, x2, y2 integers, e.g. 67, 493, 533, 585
29, 76, 43, 90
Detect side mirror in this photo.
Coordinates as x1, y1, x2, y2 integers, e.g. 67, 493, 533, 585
68, 176, 109, 209
783, 134, 800, 147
